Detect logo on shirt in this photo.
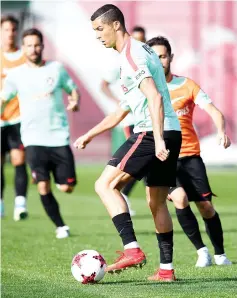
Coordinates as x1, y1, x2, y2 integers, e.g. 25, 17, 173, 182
121, 84, 128, 93
46, 77, 54, 86
135, 70, 145, 80
176, 106, 190, 116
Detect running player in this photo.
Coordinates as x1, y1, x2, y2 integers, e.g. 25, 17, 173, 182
0, 28, 79, 239
100, 26, 147, 215
1, 15, 28, 220
74, 4, 181, 281
147, 36, 232, 267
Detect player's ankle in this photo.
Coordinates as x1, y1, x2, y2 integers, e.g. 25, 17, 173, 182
124, 241, 140, 250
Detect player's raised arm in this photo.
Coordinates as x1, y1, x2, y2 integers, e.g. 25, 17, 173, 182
59, 64, 80, 112
74, 106, 130, 149
202, 103, 231, 148
193, 82, 231, 149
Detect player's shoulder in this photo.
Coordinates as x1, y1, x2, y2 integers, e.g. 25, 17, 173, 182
7, 63, 27, 77
129, 38, 148, 57
172, 75, 199, 89
45, 60, 64, 69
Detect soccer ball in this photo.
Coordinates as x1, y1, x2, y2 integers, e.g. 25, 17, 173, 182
71, 250, 107, 284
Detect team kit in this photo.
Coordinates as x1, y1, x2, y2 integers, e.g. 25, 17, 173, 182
1, 4, 232, 283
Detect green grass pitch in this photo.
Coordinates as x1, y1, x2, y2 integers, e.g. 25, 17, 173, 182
1, 164, 237, 298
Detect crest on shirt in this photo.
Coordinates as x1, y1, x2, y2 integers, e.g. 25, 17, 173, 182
46, 77, 54, 86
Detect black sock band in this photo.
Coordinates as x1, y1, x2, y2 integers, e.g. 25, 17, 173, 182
40, 192, 65, 227
15, 164, 28, 197
176, 206, 205, 250
203, 212, 224, 255
156, 231, 173, 264
112, 212, 137, 246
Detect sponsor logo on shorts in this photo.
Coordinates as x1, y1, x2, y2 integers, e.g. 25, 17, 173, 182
67, 178, 75, 183
176, 106, 190, 116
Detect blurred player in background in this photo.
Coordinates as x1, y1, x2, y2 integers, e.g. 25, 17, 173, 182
0, 28, 79, 239
0, 15, 28, 221
75, 4, 181, 281
100, 26, 147, 216
147, 36, 232, 267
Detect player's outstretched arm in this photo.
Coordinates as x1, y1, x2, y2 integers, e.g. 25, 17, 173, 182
139, 77, 169, 161
67, 89, 80, 112
203, 103, 231, 149
74, 107, 129, 150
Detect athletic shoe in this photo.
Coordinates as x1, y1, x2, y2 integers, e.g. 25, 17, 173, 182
122, 193, 136, 217
56, 225, 70, 239
195, 247, 212, 267
148, 269, 176, 282
13, 196, 28, 221
0, 200, 4, 217
214, 254, 232, 265
106, 248, 146, 273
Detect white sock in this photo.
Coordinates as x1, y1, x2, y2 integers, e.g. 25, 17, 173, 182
124, 241, 140, 250
197, 246, 208, 255
160, 263, 174, 270
15, 196, 26, 207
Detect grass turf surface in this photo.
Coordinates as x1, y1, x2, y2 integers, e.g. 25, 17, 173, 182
1, 164, 237, 298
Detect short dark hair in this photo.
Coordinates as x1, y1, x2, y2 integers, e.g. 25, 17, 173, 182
91, 4, 125, 29
132, 26, 146, 35
1, 15, 19, 29
146, 36, 172, 56
22, 28, 43, 43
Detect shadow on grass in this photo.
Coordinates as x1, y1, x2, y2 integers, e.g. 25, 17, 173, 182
101, 277, 237, 286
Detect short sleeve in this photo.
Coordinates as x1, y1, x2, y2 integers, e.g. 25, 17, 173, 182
59, 65, 77, 93
192, 81, 212, 109
0, 72, 17, 101
131, 57, 152, 88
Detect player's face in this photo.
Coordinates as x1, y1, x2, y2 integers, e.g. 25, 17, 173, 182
23, 35, 44, 64
1, 21, 18, 48
152, 45, 173, 76
132, 31, 146, 42
92, 18, 117, 48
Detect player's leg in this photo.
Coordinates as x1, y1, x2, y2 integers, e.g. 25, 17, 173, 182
8, 124, 28, 221
96, 166, 146, 272
186, 156, 231, 265
146, 131, 181, 282
195, 199, 232, 266
121, 125, 136, 216
169, 185, 211, 267
26, 146, 68, 238
51, 145, 77, 194
96, 132, 152, 272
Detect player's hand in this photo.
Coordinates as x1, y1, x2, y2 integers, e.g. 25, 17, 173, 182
217, 132, 231, 149
74, 134, 92, 150
155, 139, 170, 161
67, 96, 79, 112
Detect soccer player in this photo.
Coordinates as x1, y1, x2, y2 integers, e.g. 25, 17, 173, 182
147, 36, 232, 267
100, 26, 147, 215
1, 15, 28, 220
0, 28, 79, 239
74, 4, 181, 281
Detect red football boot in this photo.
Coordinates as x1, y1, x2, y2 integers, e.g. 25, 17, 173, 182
106, 248, 146, 273
148, 269, 176, 282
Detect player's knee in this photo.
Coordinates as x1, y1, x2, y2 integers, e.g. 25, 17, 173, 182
38, 181, 51, 195
95, 178, 109, 196
10, 149, 25, 166
197, 201, 215, 219
170, 187, 189, 209
59, 184, 74, 193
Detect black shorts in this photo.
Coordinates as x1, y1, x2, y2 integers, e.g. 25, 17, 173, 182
26, 145, 77, 186
169, 155, 213, 201
108, 131, 181, 187
1, 123, 24, 155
